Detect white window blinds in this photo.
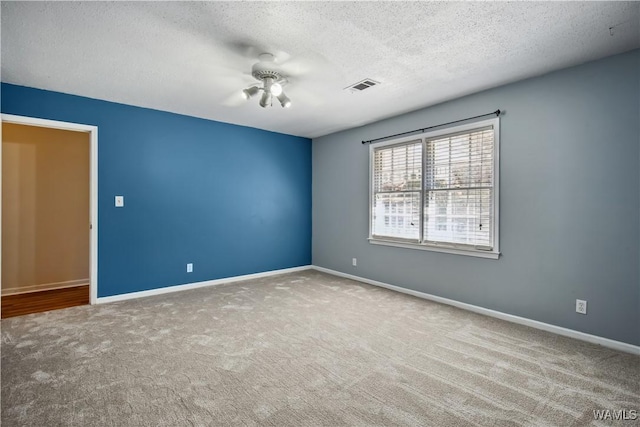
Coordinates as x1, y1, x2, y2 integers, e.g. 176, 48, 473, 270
372, 140, 422, 241
370, 120, 497, 254
424, 126, 494, 249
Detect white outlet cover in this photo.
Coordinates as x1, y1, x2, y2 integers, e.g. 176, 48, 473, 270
352, 258, 357, 266
115, 195, 124, 207
576, 299, 587, 314
186, 263, 193, 273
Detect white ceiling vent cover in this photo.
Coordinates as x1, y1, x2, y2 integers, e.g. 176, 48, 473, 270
345, 79, 380, 92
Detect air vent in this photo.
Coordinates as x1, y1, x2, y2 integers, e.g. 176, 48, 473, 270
345, 79, 380, 92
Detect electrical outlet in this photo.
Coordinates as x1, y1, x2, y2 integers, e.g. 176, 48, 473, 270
115, 195, 124, 207
576, 299, 587, 314
186, 263, 193, 273
352, 258, 357, 267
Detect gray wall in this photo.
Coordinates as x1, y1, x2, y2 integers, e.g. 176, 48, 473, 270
312, 49, 640, 346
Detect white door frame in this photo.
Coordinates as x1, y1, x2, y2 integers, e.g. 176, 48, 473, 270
1, 114, 98, 304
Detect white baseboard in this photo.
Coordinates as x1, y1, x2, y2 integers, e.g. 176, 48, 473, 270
311, 265, 640, 356
2, 278, 89, 296
96, 265, 312, 304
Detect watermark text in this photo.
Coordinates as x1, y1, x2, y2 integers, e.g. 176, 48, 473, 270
593, 409, 637, 421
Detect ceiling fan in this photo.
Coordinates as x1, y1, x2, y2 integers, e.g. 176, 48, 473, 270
241, 53, 292, 108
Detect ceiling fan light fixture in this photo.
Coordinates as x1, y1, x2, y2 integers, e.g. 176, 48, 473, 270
241, 53, 293, 109
277, 92, 291, 108
270, 83, 283, 97
259, 90, 272, 108
242, 86, 260, 100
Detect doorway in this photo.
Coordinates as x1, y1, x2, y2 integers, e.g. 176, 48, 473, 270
1, 115, 98, 317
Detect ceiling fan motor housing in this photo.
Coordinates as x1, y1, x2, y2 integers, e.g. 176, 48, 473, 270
251, 63, 283, 83
251, 53, 285, 83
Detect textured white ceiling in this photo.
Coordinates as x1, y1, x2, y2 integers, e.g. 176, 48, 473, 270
2, 2, 639, 138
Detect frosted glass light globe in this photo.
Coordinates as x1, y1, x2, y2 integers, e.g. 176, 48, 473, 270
270, 83, 283, 97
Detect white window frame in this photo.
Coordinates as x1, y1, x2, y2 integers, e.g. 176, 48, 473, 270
368, 117, 500, 259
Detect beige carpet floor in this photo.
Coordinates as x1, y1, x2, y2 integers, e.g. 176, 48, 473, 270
2, 270, 639, 426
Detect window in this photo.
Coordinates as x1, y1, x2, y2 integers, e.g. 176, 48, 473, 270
369, 118, 499, 259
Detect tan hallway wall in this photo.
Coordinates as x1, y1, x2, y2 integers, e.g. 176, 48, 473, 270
2, 123, 89, 295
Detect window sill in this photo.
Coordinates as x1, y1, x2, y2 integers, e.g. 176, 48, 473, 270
368, 238, 500, 259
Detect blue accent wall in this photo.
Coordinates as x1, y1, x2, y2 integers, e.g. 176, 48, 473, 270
2, 83, 311, 297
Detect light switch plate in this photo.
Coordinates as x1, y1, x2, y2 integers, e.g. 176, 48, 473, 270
115, 196, 124, 207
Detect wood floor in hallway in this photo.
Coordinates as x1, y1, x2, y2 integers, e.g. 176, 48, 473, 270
1, 285, 89, 318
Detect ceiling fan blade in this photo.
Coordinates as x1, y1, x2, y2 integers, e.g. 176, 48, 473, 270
218, 73, 259, 107
225, 41, 291, 64
221, 90, 250, 107
279, 52, 335, 78
225, 41, 261, 60
205, 65, 253, 82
